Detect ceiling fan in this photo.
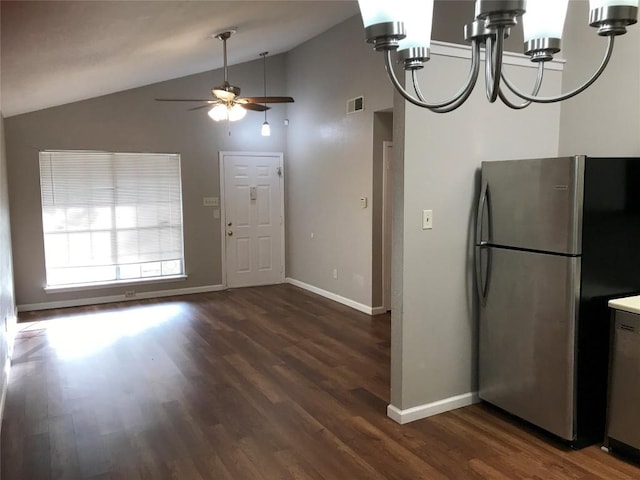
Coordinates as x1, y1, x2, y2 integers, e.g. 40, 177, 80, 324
155, 29, 294, 121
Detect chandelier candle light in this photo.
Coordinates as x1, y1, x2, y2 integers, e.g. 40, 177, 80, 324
358, 0, 638, 112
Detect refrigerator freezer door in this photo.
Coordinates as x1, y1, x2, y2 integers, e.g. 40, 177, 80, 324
480, 156, 584, 255
479, 247, 580, 441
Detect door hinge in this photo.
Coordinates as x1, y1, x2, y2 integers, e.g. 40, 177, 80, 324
277, 166, 282, 177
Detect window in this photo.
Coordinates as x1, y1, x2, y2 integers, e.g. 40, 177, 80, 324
39, 150, 185, 288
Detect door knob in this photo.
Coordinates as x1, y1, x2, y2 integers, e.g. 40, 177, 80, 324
227, 230, 233, 236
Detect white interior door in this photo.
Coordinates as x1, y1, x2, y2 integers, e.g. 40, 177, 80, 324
221, 152, 284, 288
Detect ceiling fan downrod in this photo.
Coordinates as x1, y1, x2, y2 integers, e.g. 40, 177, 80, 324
215, 30, 235, 84
213, 29, 240, 100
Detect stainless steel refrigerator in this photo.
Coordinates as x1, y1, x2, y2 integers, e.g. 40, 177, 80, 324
475, 155, 640, 448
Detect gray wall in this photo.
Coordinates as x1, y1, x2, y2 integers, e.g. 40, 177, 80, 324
282, 7, 563, 413
0, 8, 17, 454
559, 0, 640, 156
6, 55, 288, 307
284, 15, 393, 307
0, 111, 17, 431
391, 31, 564, 408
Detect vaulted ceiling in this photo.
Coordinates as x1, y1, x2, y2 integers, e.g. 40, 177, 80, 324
0, 1, 359, 117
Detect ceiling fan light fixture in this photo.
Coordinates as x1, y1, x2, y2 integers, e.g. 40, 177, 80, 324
208, 103, 247, 122
212, 83, 241, 102
156, 28, 294, 121
228, 104, 247, 121
208, 104, 228, 121
212, 88, 236, 102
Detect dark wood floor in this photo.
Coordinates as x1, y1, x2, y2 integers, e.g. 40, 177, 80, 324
2, 284, 639, 479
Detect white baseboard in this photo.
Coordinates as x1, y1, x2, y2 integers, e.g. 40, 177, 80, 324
285, 277, 379, 315
370, 306, 388, 315
387, 391, 480, 424
17, 284, 226, 312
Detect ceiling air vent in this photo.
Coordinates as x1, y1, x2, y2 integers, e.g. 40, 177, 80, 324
347, 96, 365, 115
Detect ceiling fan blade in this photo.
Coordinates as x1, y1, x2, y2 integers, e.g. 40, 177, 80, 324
188, 104, 217, 111
241, 103, 270, 112
155, 98, 215, 102
241, 96, 295, 104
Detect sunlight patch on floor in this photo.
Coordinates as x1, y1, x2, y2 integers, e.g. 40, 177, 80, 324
43, 303, 183, 360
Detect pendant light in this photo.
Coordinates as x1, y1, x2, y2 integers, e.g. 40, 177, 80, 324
260, 51, 271, 136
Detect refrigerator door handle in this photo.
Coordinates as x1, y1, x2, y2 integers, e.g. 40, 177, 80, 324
475, 181, 491, 305
476, 181, 490, 246
475, 245, 491, 305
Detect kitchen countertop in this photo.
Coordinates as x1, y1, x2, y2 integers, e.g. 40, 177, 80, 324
608, 295, 640, 315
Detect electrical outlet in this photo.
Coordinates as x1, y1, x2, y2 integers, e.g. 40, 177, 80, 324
125, 290, 136, 298
332, 268, 338, 279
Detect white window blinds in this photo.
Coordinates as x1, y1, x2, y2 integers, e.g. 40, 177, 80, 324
39, 151, 185, 288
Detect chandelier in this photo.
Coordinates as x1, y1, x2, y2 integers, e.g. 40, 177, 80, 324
358, 0, 638, 112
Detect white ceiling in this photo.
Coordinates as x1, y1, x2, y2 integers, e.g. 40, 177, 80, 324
0, 1, 360, 117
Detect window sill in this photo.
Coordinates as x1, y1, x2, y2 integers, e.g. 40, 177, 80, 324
44, 274, 188, 294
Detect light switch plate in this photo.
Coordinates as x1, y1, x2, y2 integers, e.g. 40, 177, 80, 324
360, 197, 368, 209
203, 197, 219, 207
422, 209, 433, 230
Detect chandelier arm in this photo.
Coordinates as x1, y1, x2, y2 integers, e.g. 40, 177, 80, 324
384, 50, 447, 109
485, 37, 495, 102
411, 70, 425, 101
384, 44, 481, 111
498, 62, 545, 110
411, 41, 482, 108
428, 43, 483, 113
501, 35, 615, 104
485, 27, 506, 103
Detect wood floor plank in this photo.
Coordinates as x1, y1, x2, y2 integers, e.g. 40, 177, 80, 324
48, 413, 81, 479
3, 284, 639, 479
23, 431, 51, 480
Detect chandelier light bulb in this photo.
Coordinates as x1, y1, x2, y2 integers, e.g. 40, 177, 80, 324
398, 0, 434, 51
590, 0, 639, 7
358, 0, 404, 28
523, 0, 569, 43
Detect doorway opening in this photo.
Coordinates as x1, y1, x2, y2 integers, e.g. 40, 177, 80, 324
372, 111, 394, 312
